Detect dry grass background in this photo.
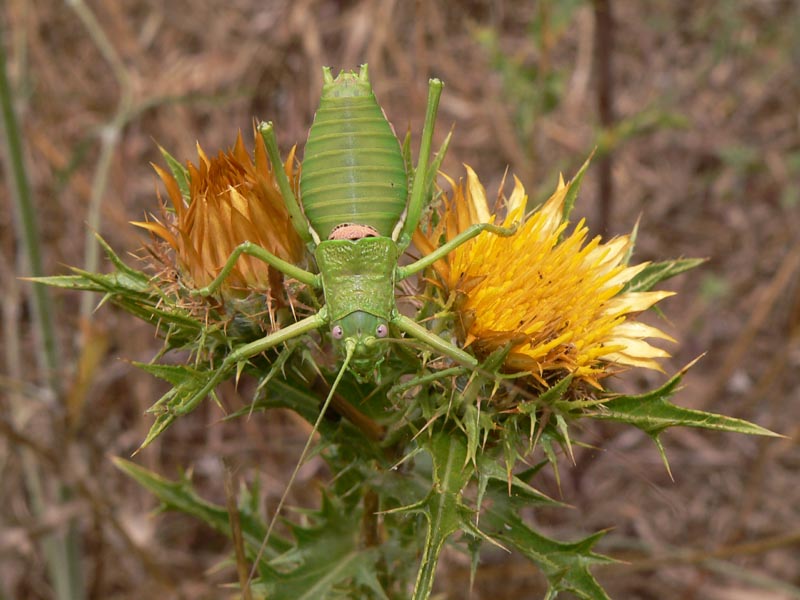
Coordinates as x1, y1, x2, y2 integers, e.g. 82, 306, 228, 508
2, 1, 799, 598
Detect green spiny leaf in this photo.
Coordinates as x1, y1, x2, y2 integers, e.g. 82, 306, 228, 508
35, 240, 208, 347
94, 233, 141, 275
71, 266, 150, 295
253, 496, 386, 600
540, 432, 562, 490
477, 458, 563, 511
463, 403, 481, 468
460, 345, 513, 468
482, 484, 613, 600
500, 418, 519, 486
555, 414, 574, 464
26, 274, 105, 292
622, 258, 706, 293
134, 413, 176, 454
112, 457, 274, 555
623, 218, 640, 265
134, 361, 204, 387
592, 366, 778, 439
518, 374, 573, 415
134, 360, 234, 452
588, 363, 778, 474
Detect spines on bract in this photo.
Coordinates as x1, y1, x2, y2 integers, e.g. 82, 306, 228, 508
300, 65, 408, 240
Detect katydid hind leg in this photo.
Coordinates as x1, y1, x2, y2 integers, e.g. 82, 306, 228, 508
393, 314, 477, 369
173, 311, 328, 417
393, 126, 453, 245
423, 125, 452, 205
395, 78, 444, 250
257, 121, 317, 245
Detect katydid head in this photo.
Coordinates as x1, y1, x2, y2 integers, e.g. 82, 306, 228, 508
331, 310, 390, 376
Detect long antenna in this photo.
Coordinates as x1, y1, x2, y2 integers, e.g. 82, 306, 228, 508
246, 340, 356, 588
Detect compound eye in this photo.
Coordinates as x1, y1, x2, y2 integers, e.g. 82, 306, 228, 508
375, 324, 388, 338
332, 325, 344, 339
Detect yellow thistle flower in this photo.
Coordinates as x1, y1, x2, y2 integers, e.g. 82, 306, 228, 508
136, 131, 304, 297
413, 166, 675, 388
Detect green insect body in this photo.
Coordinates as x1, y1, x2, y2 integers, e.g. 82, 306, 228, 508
301, 66, 408, 241
189, 64, 517, 401
315, 237, 398, 373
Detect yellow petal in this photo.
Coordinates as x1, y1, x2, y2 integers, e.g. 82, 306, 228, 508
603, 290, 675, 315
602, 352, 666, 371
465, 164, 491, 224
603, 337, 671, 359
604, 261, 648, 289
505, 175, 527, 224
611, 321, 676, 343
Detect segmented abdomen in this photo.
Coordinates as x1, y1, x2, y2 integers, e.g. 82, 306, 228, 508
300, 83, 407, 240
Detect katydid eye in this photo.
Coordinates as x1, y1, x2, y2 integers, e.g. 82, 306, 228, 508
376, 324, 388, 338
332, 325, 344, 339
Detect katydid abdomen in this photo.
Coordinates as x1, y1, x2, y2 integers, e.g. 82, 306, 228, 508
300, 66, 408, 240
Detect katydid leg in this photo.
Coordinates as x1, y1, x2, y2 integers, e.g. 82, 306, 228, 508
173, 310, 328, 416
392, 366, 469, 395
189, 241, 320, 297
257, 122, 317, 245
397, 221, 518, 280
392, 314, 477, 368
395, 78, 444, 250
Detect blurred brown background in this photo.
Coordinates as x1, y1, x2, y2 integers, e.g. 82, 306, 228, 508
2, 1, 799, 598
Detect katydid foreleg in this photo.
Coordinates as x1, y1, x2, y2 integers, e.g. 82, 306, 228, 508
188, 241, 320, 297
397, 221, 519, 280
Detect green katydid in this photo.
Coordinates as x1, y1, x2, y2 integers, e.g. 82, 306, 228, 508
184, 64, 516, 402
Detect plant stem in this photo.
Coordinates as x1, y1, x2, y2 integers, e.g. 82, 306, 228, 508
0, 10, 59, 392
411, 528, 444, 600
1, 23, 85, 600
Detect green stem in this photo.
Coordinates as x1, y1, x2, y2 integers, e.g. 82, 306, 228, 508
411, 432, 470, 600
1, 25, 84, 600
411, 528, 446, 600
0, 18, 60, 392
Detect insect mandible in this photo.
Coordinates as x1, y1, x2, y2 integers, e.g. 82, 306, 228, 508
191, 65, 516, 388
